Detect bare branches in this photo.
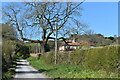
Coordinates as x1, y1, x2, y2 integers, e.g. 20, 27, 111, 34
46, 36, 68, 45
3, 2, 85, 45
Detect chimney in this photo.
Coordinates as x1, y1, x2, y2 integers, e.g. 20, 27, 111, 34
72, 38, 75, 43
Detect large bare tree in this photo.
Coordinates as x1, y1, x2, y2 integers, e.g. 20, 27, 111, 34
2, 1, 87, 53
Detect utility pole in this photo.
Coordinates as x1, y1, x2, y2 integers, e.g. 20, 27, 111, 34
55, 17, 58, 64
38, 43, 40, 53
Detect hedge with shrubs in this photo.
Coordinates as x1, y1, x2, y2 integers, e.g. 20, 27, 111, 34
2, 40, 30, 79
40, 45, 119, 74
16, 43, 30, 58
84, 45, 119, 74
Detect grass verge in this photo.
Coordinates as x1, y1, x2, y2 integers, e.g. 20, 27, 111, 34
27, 57, 118, 78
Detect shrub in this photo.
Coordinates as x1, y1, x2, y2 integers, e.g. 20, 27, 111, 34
16, 43, 30, 58
70, 49, 86, 65
2, 41, 15, 68
39, 45, 119, 74
84, 45, 119, 73
40, 51, 55, 64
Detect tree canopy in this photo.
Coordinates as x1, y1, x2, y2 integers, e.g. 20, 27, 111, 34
2, 24, 17, 41
2, 2, 88, 52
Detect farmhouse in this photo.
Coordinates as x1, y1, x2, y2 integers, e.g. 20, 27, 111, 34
59, 41, 94, 51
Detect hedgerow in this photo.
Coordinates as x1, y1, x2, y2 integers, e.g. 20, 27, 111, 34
40, 45, 119, 74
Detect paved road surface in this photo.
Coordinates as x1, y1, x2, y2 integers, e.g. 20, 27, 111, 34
14, 59, 49, 79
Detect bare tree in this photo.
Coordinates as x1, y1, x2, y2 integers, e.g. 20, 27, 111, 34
2, 1, 86, 53
84, 29, 95, 35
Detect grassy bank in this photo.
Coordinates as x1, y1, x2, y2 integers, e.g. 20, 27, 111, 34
27, 57, 118, 78
27, 45, 119, 78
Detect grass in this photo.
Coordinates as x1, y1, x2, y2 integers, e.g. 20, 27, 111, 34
2, 59, 17, 80
24, 43, 38, 46
27, 57, 118, 78
2, 67, 16, 80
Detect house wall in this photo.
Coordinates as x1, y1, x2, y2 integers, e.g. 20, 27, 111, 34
59, 45, 79, 51
69, 46, 79, 50
59, 46, 65, 51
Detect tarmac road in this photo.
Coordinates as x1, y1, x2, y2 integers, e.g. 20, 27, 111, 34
14, 59, 49, 79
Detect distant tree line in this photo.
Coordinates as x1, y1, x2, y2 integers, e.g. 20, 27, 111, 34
70, 34, 118, 46
27, 33, 118, 53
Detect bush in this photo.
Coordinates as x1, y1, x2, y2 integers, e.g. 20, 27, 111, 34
40, 51, 55, 64
2, 40, 30, 80
2, 55, 17, 80
27, 56, 118, 78
84, 45, 119, 73
16, 43, 30, 59
70, 49, 86, 65
41, 51, 74, 64
57, 52, 71, 64
2, 41, 15, 68
39, 45, 119, 74
40, 46, 87, 65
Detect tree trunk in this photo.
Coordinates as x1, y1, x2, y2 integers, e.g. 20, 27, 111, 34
40, 43, 45, 53
40, 42, 50, 53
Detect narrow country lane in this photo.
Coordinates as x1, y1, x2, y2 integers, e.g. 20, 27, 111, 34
14, 58, 50, 80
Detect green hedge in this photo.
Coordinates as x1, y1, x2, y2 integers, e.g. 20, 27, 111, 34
2, 41, 16, 69
40, 45, 119, 74
16, 44, 30, 58
84, 45, 119, 73
2, 40, 30, 79
40, 51, 55, 64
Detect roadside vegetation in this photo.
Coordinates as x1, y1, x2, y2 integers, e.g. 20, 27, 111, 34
2, 24, 30, 80
2, 2, 119, 79
2, 41, 30, 80
27, 45, 119, 78
1, 23, 119, 79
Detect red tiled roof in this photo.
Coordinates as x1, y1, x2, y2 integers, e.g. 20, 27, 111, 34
78, 41, 93, 45
68, 42, 80, 46
67, 41, 94, 46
